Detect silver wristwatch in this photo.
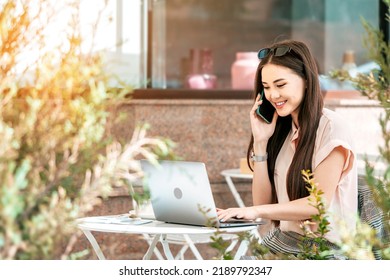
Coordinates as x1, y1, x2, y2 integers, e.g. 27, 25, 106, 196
250, 152, 268, 162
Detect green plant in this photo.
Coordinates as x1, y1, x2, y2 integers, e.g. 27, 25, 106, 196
0, 0, 176, 259
298, 170, 333, 259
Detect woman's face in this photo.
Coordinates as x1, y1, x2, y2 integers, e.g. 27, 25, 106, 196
261, 63, 306, 126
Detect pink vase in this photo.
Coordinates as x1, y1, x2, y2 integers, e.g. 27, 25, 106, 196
231, 52, 259, 90
185, 48, 217, 89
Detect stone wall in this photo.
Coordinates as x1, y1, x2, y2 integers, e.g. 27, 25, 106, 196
110, 99, 253, 183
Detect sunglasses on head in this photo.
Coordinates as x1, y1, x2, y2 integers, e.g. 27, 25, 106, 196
257, 46, 291, 59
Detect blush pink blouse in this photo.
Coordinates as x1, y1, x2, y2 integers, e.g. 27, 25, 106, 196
274, 108, 358, 243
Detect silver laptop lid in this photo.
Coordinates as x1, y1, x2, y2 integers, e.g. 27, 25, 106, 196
140, 160, 219, 227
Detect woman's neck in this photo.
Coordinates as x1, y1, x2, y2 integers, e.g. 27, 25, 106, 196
291, 112, 299, 128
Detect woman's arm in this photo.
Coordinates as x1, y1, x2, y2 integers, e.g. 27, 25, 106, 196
250, 95, 278, 206
252, 160, 273, 205
218, 146, 347, 222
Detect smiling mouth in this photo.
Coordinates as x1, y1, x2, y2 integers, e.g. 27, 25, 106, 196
274, 101, 287, 108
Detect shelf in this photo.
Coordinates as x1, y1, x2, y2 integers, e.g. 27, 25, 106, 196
131, 89, 253, 99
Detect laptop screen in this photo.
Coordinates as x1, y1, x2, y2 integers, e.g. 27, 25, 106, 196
140, 160, 264, 228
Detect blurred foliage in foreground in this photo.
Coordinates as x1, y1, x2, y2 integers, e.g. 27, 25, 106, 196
330, 0, 390, 257
0, 0, 176, 259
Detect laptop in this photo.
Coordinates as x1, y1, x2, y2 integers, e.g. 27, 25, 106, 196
140, 160, 265, 228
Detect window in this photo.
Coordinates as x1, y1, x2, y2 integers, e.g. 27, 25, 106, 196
96, 0, 383, 91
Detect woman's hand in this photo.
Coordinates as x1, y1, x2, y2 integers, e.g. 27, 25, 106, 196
250, 94, 278, 144
216, 207, 259, 221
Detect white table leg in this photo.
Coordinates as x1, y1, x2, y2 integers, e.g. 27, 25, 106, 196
161, 234, 175, 259
143, 234, 161, 260
175, 244, 189, 260
224, 175, 245, 208
234, 238, 249, 260
182, 234, 203, 260
142, 234, 165, 260
225, 238, 239, 253
82, 230, 106, 260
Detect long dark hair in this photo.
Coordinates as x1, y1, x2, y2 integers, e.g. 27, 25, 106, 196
247, 40, 324, 210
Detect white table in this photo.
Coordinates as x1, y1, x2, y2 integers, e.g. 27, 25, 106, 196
220, 169, 253, 208
77, 215, 260, 260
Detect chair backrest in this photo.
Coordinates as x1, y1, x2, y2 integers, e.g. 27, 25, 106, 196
357, 178, 389, 260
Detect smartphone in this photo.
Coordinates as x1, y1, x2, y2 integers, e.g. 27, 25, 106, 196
255, 91, 275, 124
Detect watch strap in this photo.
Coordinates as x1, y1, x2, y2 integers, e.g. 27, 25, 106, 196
251, 152, 268, 162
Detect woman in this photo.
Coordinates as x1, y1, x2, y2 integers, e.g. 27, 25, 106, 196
217, 40, 357, 256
